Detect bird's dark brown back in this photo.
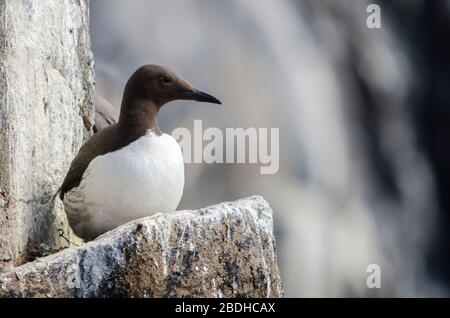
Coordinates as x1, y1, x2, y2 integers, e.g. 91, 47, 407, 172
59, 124, 120, 199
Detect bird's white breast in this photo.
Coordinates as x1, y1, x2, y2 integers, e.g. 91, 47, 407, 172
64, 132, 184, 240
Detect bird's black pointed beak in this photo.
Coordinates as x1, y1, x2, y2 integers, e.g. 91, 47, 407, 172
184, 90, 222, 105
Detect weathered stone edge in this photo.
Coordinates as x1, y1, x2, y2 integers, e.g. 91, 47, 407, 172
0, 196, 283, 298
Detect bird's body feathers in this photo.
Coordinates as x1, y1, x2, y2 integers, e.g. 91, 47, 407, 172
63, 132, 184, 240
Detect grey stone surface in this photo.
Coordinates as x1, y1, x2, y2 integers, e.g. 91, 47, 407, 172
0, 196, 284, 298
0, 0, 94, 272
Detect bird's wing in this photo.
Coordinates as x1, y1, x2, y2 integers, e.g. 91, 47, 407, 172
59, 124, 118, 200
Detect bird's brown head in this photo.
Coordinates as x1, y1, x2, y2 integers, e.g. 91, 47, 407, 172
122, 64, 221, 108
118, 64, 221, 134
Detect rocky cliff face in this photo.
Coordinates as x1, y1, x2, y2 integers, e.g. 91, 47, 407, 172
0, 0, 94, 272
0, 196, 284, 298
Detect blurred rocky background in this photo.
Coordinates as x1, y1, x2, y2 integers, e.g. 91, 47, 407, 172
90, 0, 450, 297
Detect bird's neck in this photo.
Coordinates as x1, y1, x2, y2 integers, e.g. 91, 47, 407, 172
117, 95, 161, 142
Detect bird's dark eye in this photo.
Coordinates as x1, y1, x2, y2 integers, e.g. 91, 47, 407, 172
160, 76, 172, 83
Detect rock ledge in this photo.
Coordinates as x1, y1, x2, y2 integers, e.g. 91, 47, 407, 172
0, 196, 283, 298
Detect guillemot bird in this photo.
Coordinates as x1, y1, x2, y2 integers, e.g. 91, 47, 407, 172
60, 64, 221, 241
